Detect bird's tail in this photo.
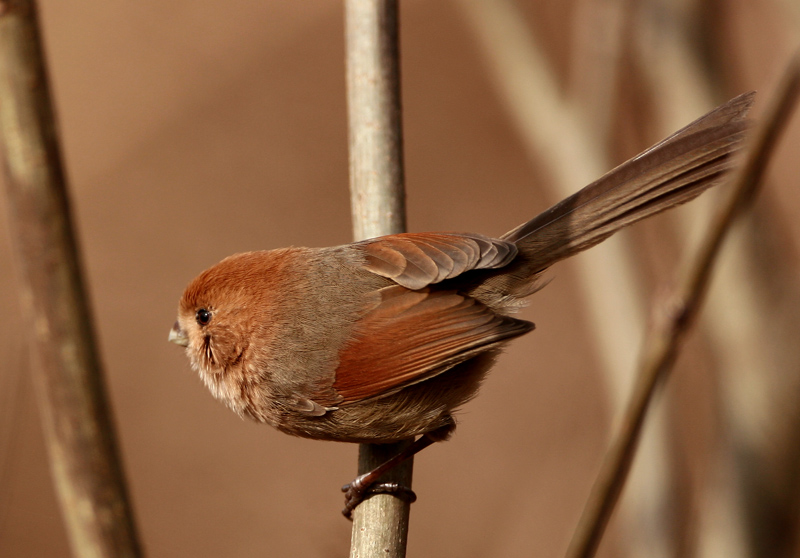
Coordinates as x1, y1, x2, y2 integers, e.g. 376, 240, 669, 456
474, 92, 754, 304
506, 92, 754, 267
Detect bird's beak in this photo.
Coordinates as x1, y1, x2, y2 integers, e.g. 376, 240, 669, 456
168, 321, 189, 347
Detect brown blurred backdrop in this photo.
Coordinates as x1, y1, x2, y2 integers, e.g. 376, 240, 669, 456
2, 1, 799, 557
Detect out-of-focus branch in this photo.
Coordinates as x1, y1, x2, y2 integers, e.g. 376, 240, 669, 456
0, 2, 142, 558
630, 4, 735, 556
458, 0, 646, 411
344, 1, 412, 557
635, 4, 800, 556
568, 0, 633, 151
565, 53, 800, 558
457, 2, 676, 557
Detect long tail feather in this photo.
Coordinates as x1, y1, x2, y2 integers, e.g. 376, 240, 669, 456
503, 92, 754, 271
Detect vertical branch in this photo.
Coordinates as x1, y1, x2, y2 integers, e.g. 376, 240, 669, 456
568, 0, 632, 150
0, 2, 142, 558
345, 1, 411, 557
346, 0, 406, 240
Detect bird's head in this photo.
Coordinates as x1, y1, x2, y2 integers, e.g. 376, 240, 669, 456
169, 253, 270, 380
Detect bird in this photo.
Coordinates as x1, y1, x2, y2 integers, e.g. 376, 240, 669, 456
169, 92, 754, 517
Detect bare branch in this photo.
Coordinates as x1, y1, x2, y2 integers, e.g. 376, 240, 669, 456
0, 1, 143, 557
345, 1, 412, 556
565, 53, 800, 558
346, 0, 406, 241
457, 2, 676, 555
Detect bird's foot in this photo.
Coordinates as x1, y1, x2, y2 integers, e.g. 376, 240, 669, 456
341, 477, 417, 519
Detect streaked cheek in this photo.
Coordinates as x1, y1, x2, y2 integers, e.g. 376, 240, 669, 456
186, 337, 215, 375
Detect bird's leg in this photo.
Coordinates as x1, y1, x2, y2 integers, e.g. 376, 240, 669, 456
341, 424, 452, 519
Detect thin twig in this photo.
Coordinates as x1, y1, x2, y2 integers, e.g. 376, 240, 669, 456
632, 5, 800, 555
344, 1, 412, 557
565, 53, 800, 558
630, 4, 728, 555
0, 1, 143, 557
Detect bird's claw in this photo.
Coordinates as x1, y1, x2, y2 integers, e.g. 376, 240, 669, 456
341, 473, 369, 519
341, 476, 417, 520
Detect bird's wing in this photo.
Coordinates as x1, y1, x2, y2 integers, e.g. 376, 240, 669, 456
322, 285, 533, 405
355, 232, 518, 290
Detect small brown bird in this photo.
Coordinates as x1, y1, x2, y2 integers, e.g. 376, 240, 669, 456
170, 93, 753, 516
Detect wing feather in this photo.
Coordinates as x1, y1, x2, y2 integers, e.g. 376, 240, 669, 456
358, 232, 518, 290
329, 286, 533, 404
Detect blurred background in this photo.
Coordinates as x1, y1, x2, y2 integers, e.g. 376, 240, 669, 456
1, 1, 799, 557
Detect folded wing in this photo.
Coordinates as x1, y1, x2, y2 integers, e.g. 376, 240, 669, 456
356, 232, 518, 290
327, 285, 533, 404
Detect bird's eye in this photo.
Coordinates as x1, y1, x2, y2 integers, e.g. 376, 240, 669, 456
196, 308, 212, 326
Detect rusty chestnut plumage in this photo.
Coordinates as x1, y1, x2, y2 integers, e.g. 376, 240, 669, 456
169, 93, 754, 513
